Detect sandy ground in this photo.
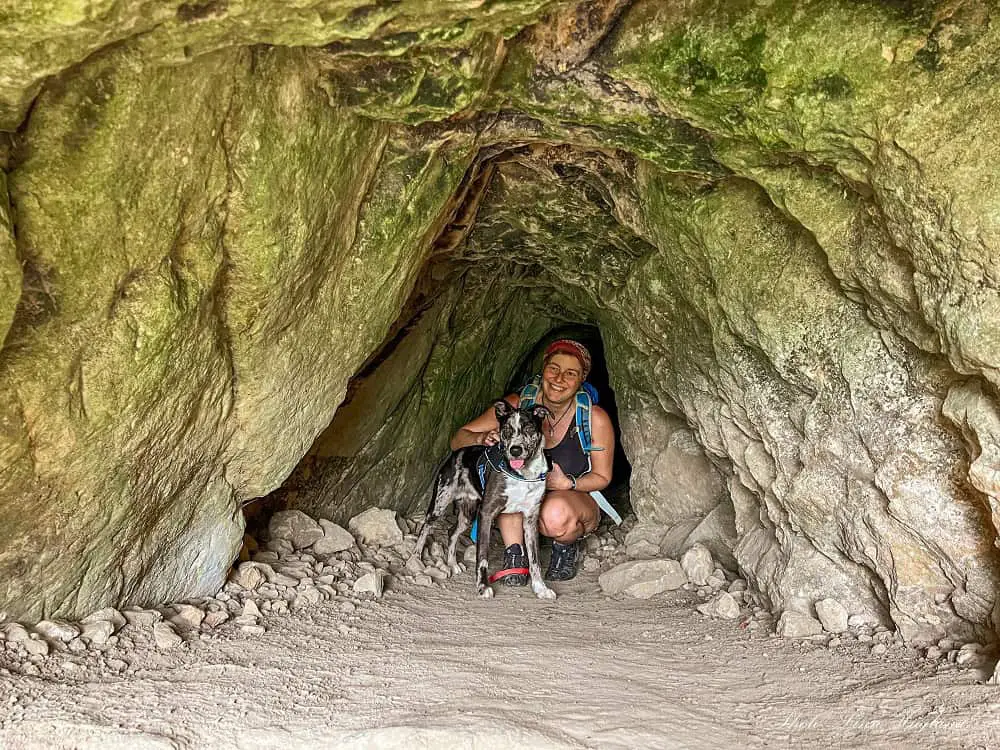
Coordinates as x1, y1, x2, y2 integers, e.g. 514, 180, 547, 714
2, 560, 1000, 750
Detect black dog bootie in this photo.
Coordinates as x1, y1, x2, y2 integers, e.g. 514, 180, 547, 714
545, 541, 579, 581
496, 543, 529, 586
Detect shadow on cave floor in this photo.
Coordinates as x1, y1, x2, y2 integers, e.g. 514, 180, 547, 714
1, 566, 996, 749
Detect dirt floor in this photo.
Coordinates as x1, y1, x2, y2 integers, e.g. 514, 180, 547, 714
2, 561, 1000, 750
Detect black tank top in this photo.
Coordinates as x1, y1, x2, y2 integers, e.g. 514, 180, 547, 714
545, 422, 590, 477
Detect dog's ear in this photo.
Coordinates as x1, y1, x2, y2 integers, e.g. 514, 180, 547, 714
494, 399, 514, 422
531, 404, 551, 424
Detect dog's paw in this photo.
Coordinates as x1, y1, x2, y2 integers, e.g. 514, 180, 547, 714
478, 587, 495, 599
534, 586, 557, 600
450, 563, 464, 577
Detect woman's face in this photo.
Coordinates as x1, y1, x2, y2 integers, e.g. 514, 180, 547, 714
541, 353, 585, 405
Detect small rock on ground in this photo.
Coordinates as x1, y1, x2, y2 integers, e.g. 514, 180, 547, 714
697, 592, 741, 620
269, 510, 325, 551
152, 622, 183, 650
353, 571, 386, 597
680, 544, 714, 586
348, 508, 404, 547
34, 620, 80, 643
777, 611, 824, 638
814, 598, 849, 634
598, 560, 687, 599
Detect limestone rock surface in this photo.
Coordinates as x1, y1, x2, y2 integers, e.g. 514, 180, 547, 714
348, 509, 404, 548
599, 560, 687, 598
0, 0, 1000, 649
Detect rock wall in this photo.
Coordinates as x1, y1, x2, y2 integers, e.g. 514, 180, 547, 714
0, 0, 999, 644
0, 45, 471, 620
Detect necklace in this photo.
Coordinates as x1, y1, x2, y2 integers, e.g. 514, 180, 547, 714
545, 402, 574, 437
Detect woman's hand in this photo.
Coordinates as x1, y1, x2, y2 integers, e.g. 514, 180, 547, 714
546, 463, 576, 491
481, 429, 500, 447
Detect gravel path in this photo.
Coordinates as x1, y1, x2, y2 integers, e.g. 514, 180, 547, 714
2, 566, 999, 749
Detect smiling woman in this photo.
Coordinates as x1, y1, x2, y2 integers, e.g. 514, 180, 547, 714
449, 338, 618, 583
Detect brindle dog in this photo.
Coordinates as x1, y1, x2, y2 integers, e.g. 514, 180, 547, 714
412, 400, 555, 599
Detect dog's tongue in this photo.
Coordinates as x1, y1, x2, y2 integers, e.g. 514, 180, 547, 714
509, 458, 525, 470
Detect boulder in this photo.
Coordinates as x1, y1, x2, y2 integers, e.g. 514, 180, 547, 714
312, 520, 356, 555
348, 509, 404, 548
697, 592, 741, 620
269, 510, 324, 550
814, 598, 849, 634
777, 611, 824, 638
680, 544, 714, 586
34, 619, 80, 643
598, 560, 686, 599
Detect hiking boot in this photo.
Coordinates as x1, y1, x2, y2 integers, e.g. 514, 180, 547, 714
545, 540, 579, 581
496, 543, 529, 586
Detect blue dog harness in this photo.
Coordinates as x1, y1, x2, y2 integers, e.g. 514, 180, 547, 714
470, 444, 547, 543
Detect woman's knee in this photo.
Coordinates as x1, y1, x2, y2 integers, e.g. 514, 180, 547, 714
539, 494, 577, 538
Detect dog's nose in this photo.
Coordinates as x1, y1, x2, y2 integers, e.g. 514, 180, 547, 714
509, 445, 523, 457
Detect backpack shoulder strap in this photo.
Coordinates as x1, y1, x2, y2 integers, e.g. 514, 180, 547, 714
575, 386, 604, 453
519, 375, 542, 408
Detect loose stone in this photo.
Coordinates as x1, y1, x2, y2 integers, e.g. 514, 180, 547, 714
814, 598, 849, 634
312, 519, 356, 555
34, 620, 80, 643
293, 588, 323, 608
776, 612, 824, 638
680, 544, 714, 586
232, 562, 267, 591
123, 609, 162, 628
80, 607, 127, 631
598, 559, 687, 598
705, 574, 726, 590
152, 622, 183, 650
79, 619, 115, 645
353, 571, 386, 597
3, 624, 30, 642
168, 604, 206, 631
348, 508, 404, 547
696, 592, 741, 619
625, 539, 661, 560
269, 509, 325, 550
22, 637, 49, 657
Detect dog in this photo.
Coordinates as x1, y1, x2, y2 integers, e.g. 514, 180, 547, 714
412, 400, 555, 599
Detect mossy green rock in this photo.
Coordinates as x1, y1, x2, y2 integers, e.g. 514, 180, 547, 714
0, 171, 18, 347
0, 44, 470, 620
2, 0, 1000, 645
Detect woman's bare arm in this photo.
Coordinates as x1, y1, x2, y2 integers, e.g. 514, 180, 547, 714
450, 394, 519, 450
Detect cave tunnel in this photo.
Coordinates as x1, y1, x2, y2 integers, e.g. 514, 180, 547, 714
3, 0, 1000, 746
